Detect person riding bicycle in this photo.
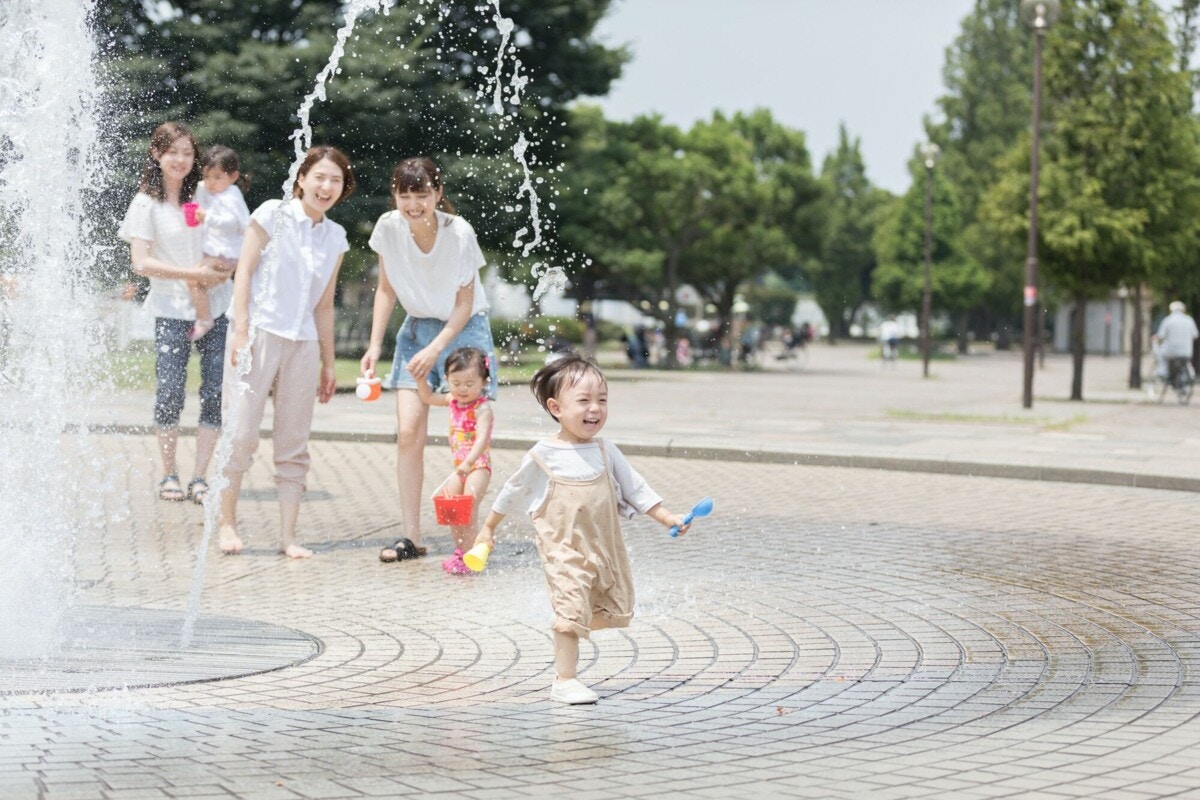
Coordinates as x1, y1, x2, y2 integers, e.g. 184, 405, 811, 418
1153, 300, 1198, 386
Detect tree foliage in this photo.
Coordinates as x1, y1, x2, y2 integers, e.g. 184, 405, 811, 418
807, 125, 888, 338
980, 0, 1200, 399
554, 107, 821, 351
925, 0, 1033, 335
94, 0, 626, 281
872, 153, 989, 325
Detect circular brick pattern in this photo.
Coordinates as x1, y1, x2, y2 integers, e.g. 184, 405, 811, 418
0, 606, 320, 694
3, 437, 1200, 799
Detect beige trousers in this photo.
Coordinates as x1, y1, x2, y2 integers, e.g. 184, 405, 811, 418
531, 442, 635, 639
223, 329, 319, 505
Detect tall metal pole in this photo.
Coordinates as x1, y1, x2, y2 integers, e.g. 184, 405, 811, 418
1022, 27, 1045, 409
922, 163, 933, 379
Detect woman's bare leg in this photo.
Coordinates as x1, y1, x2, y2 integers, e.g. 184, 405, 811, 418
192, 426, 219, 478
394, 389, 428, 548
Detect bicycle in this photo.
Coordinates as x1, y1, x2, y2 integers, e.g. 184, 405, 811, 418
1147, 356, 1194, 405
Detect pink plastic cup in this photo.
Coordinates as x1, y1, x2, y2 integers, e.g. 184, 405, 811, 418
182, 202, 200, 227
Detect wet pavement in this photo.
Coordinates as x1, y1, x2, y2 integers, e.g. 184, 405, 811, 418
5, 346, 1200, 798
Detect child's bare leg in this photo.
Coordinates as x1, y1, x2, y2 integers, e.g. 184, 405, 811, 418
217, 472, 244, 555
444, 473, 467, 549
188, 257, 218, 340
279, 500, 311, 559
553, 630, 580, 680
455, 469, 490, 551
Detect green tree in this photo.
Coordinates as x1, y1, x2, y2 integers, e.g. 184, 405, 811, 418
872, 152, 990, 347
95, 0, 626, 282
981, 0, 1199, 400
808, 124, 888, 339
926, 0, 1032, 346
555, 107, 820, 362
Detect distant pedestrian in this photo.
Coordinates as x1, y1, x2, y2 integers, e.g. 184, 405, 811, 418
217, 145, 354, 558
472, 354, 689, 704
118, 121, 234, 506
879, 315, 900, 366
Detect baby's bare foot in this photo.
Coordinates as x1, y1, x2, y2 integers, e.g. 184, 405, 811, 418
218, 524, 243, 555
283, 544, 313, 559
190, 318, 215, 341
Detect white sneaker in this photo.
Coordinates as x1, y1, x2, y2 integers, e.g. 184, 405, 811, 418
551, 678, 598, 704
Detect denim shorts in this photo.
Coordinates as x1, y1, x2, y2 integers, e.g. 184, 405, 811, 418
386, 313, 498, 400
154, 315, 227, 429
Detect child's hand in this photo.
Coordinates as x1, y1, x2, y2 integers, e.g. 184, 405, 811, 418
667, 514, 691, 535
475, 526, 495, 548
194, 208, 207, 223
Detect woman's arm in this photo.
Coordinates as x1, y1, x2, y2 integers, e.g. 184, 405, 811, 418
360, 257, 398, 376
406, 281, 474, 381
129, 238, 230, 286
227, 220, 269, 367
456, 402, 494, 474
314, 254, 344, 404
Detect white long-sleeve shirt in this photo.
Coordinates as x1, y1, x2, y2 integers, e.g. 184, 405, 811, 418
492, 439, 663, 520
195, 184, 250, 260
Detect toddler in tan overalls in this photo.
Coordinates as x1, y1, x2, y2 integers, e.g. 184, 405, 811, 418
475, 354, 690, 704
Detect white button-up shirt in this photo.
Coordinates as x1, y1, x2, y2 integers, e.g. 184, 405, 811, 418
247, 198, 349, 341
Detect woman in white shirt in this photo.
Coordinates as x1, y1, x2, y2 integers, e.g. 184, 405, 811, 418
360, 157, 498, 563
217, 146, 354, 558
118, 121, 235, 505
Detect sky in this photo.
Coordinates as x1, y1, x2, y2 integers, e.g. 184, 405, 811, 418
586, 0, 979, 195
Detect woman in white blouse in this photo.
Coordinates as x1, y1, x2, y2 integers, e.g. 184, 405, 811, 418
118, 122, 235, 505
217, 146, 354, 558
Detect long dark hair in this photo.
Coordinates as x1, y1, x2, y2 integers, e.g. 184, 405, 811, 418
389, 157, 457, 215
292, 145, 356, 203
201, 145, 252, 193
138, 121, 201, 203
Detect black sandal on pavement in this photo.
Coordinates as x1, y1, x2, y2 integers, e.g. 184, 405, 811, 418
187, 477, 209, 505
158, 475, 185, 502
379, 537, 428, 563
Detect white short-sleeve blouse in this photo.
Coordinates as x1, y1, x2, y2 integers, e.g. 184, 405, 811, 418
246, 198, 349, 342
117, 192, 233, 321
368, 209, 489, 320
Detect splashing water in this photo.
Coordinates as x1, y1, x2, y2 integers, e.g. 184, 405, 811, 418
0, 0, 109, 657
180, 0, 398, 648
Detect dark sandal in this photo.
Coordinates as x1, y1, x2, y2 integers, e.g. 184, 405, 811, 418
187, 477, 209, 505
158, 475, 185, 502
380, 537, 427, 563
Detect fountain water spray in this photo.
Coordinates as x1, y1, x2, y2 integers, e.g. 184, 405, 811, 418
0, 0, 109, 657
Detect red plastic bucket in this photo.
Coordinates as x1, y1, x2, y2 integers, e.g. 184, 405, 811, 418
433, 493, 474, 526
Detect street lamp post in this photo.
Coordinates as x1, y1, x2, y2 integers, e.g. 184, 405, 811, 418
1019, 0, 1060, 409
919, 142, 940, 379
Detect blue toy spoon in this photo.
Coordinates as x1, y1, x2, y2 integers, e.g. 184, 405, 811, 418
669, 497, 714, 537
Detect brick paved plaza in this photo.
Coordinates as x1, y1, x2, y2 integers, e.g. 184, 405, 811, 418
4, 379, 1200, 800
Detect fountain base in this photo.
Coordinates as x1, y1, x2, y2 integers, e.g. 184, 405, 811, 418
0, 606, 320, 694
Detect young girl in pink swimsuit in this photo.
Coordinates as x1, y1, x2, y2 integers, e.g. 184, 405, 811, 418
414, 346, 495, 574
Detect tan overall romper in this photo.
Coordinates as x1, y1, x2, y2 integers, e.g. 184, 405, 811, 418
530, 440, 635, 639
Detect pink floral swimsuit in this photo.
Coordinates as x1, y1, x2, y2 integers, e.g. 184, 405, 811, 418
449, 396, 492, 474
